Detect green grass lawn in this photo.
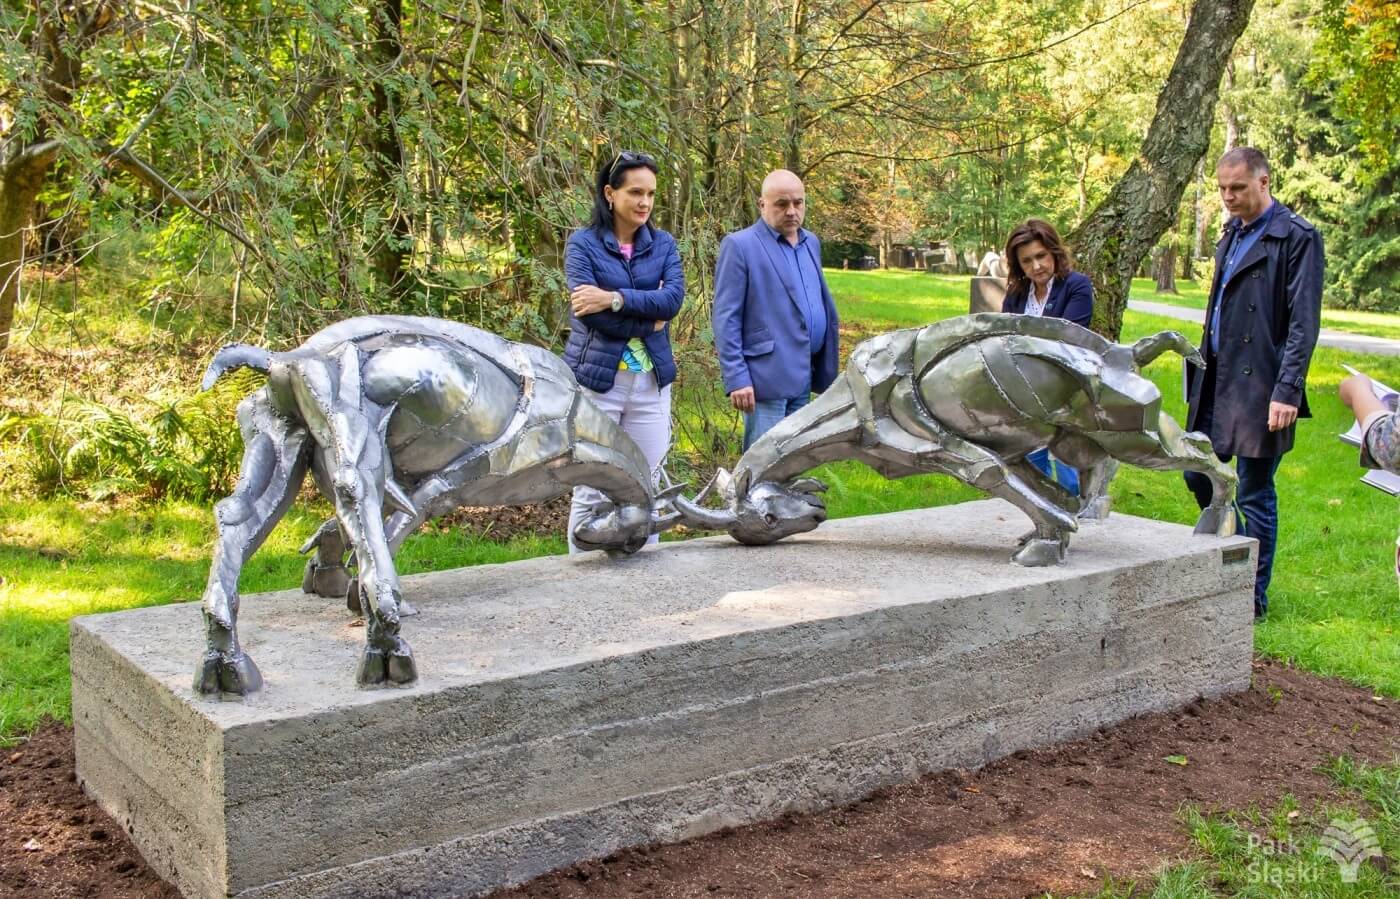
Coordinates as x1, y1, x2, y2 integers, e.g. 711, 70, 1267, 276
1127, 276, 1400, 342
827, 270, 1400, 341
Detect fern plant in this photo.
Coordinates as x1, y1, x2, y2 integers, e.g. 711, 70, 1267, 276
0, 369, 261, 502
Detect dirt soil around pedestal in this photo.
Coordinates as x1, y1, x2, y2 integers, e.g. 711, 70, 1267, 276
2, 659, 1397, 899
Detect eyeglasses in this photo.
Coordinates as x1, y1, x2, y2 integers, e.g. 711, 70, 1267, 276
608, 150, 656, 180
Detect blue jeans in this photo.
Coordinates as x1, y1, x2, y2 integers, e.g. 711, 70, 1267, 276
1026, 448, 1079, 496
1184, 450, 1283, 618
743, 388, 811, 450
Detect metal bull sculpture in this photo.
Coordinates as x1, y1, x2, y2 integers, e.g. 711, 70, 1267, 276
675, 314, 1238, 564
195, 316, 680, 696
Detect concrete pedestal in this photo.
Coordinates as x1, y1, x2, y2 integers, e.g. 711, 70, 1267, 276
71, 500, 1254, 899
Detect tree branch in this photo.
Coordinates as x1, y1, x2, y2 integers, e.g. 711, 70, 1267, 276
246, 67, 340, 159
102, 147, 264, 260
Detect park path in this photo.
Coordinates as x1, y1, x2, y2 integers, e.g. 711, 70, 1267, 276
1128, 299, 1400, 357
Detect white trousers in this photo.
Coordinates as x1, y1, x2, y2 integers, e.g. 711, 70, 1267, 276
567, 369, 672, 553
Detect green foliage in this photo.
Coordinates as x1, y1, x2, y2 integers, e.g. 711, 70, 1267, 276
1325, 165, 1400, 312
1313, 0, 1400, 175
1213, 0, 1399, 315
0, 369, 258, 502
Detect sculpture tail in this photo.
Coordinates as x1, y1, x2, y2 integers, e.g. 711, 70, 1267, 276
201, 343, 273, 390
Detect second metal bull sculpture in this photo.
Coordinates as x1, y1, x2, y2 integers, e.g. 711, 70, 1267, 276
674, 314, 1239, 563
195, 316, 680, 696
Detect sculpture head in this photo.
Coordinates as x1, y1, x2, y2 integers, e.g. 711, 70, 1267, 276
673, 475, 827, 545
571, 501, 653, 554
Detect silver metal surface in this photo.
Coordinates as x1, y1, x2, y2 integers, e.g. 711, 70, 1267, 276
675, 313, 1238, 565
194, 315, 679, 696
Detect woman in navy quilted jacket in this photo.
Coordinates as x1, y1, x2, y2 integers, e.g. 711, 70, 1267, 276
563, 151, 685, 552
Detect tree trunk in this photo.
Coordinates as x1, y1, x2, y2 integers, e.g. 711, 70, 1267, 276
1183, 156, 1205, 280
369, 0, 412, 301
1193, 159, 1210, 260
0, 144, 62, 351
1069, 0, 1256, 341
1076, 145, 1090, 225
782, 0, 806, 173
0, 2, 108, 353
740, 3, 759, 219
1222, 59, 1241, 151
880, 158, 895, 268
1153, 244, 1179, 293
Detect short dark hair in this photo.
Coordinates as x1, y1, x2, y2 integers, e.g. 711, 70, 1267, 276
588, 151, 658, 234
1218, 146, 1270, 177
1003, 219, 1075, 300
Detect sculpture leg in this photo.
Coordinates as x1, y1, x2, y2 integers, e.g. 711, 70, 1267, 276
1074, 458, 1119, 522
1091, 412, 1237, 537
286, 348, 416, 686
1048, 433, 1118, 522
927, 433, 1078, 566
195, 392, 309, 695
1006, 458, 1081, 516
370, 507, 436, 617
300, 518, 352, 602
837, 431, 1077, 566
302, 516, 419, 617
336, 481, 416, 686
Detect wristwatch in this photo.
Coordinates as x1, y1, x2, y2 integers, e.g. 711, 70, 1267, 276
610, 291, 624, 312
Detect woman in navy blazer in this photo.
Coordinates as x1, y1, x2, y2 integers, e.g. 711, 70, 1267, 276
999, 219, 1094, 327
562, 151, 684, 552
999, 218, 1095, 493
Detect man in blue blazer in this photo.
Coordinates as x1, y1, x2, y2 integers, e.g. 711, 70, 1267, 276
713, 170, 841, 449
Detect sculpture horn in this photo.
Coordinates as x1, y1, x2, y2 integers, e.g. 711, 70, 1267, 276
672, 494, 738, 531
1131, 330, 1201, 368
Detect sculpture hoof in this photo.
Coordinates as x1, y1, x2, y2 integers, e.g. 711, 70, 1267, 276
399, 599, 418, 617
193, 651, 263, 696
1012, 536, 1067, 567
302, 560, 351, 598
1194, 504, 1237, 537
357, 640, 417, 687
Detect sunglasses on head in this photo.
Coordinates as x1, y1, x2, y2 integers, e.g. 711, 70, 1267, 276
608, 150, 656, 180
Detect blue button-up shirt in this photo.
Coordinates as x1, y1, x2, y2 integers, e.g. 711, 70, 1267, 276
763, 222, 827, 354
1211, 200, 1277, 354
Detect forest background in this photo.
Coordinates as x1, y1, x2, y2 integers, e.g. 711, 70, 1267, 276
0, 0, 1397, 502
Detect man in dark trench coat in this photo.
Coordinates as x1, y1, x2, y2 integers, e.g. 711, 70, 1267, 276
1185, 147, 1324, 619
